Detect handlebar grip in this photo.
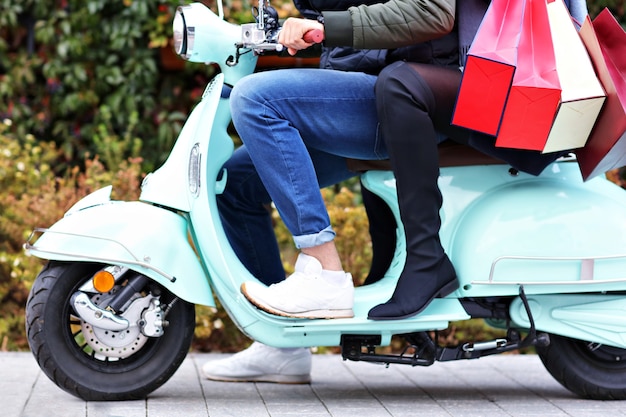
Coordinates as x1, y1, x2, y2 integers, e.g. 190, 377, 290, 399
303, 29, 324, 44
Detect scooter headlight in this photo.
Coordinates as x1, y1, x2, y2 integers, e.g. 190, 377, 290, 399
173, 6, 194, 59
169, 3, 244, 65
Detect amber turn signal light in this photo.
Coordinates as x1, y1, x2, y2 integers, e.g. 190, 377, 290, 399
92, 270, 115, 293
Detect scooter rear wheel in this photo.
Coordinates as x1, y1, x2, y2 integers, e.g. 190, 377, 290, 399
25, 261, 196, 401
536, 333, 626, 400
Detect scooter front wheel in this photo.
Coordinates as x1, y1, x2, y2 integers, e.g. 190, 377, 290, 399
536, 333, 626, 400
25, 261, 196, 401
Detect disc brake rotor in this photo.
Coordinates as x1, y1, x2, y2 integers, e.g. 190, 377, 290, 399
79, 292, 149, 359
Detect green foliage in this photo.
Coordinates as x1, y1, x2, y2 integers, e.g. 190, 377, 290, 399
0, 119, 145, 350
0, 0, 219, 173
91, 105, 143, 173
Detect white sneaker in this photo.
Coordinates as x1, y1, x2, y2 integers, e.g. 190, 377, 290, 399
241, 253, 354, 319
202, 342, 312, 383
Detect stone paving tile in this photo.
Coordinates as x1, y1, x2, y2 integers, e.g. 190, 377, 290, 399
148, 356, 208, 417
20, 370, 86, 417
4, 352, 626, 417
1, 352, 40, 417
88, 401, 146, 417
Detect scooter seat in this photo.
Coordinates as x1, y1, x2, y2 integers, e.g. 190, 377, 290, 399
346, 141, 505, 172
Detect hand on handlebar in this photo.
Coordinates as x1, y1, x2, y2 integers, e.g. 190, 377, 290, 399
278, 17, 324, 56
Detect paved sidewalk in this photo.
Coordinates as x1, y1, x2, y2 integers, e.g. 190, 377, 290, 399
2, 352, 625, 417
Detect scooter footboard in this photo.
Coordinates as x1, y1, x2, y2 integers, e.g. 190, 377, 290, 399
25, 198, 214, 306
510, 294, 626, 348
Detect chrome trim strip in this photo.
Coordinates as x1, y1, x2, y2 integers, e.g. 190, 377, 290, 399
469, 254, 626, 286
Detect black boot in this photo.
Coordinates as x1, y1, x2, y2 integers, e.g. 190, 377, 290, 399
368, 61, 459, 320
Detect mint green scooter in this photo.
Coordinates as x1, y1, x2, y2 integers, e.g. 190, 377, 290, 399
24, 1, 626, 401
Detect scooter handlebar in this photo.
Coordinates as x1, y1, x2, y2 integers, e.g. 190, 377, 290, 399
303, 29, 324, 44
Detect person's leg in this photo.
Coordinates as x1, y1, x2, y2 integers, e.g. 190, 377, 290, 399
231, 68, 385, 318
368, 61, 462, 320
207, 146, 310, 384
205, 147, 357, 382
202, 341, 313, 383
235, 148, 358, 319
361, 182, 397, 285
219, 145, 365, 284
217, 146, 285, 285
230, 68, 383, 247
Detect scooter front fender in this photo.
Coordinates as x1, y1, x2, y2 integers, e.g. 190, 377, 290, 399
25, 187, 214, 306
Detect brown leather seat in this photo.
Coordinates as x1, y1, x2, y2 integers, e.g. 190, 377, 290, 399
346, 141, 504, 172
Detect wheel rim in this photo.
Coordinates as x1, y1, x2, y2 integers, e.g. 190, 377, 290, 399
577, 341, 626, 367
76, 290, 151, 360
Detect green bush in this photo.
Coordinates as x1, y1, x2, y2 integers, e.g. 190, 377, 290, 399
0, 0, 213, 173
0, 120, 143, 350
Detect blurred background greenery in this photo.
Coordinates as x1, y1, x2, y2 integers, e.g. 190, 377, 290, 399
1, 0, 625, 353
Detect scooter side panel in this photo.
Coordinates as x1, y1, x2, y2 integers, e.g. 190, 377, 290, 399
26, 200, 215, 306
443, 162, 626, 297
510, 294, 626, 348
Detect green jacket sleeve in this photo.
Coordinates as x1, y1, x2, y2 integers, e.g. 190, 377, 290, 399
323, 0, 456, 49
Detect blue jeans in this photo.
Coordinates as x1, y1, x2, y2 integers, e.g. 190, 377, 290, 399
218, 146, 351, 284
229, 68, 388, 252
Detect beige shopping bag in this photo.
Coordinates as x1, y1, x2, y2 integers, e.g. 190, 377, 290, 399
541, 0, 606, 153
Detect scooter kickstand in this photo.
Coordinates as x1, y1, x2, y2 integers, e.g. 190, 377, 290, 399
340, 333, 436, 367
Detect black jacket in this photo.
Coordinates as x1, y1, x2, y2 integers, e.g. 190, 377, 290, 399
293, 0, 458, 75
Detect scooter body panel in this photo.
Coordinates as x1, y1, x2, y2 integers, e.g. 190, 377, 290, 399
444, 161, 626, 297
25, 190, 214, 307
510, 294, 626, 348
358, 161, 626, 349
140, 75, 227, 212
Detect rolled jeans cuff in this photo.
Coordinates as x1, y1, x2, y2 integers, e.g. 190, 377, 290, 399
293, 225, 336, 249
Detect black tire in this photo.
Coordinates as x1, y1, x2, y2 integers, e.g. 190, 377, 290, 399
26, 261, 196, 401
536, 333, 626, 400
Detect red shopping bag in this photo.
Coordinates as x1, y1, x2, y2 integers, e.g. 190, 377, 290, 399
451, 0, 525, 136
576, 9, 626, 180
494, 0, 561, 150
